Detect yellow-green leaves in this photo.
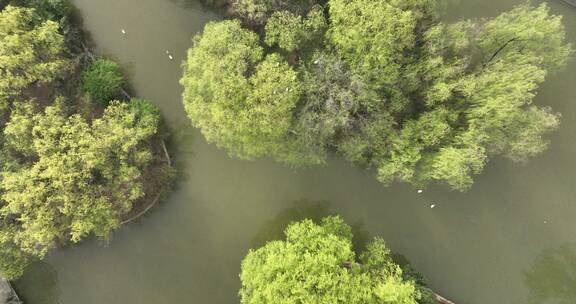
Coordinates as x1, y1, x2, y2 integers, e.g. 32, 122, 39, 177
265, 6, 326, 52
182, 21, 308, 164
0, 5, 67, 105
182, 1, 572, 191
240, 217, 421, 304
81, 58, 125, 105
328, 0, 419, 85
1, 99, 159, 263
478, 3, 573, 70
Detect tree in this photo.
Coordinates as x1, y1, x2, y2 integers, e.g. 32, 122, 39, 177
182, 20, 320, 165
81, 58, 126, 105
328, 0, 424, 86
0, 222, 29, 279
10, 0, 72, 23
0, 99, 160, 276
0, 5, 67, 109
181, 2, 572, 191
231, 0, 319, 25
240, 216, 430, 304
264, 6, 326, 53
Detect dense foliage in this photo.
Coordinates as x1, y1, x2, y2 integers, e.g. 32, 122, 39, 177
0, 1, 171, 279
240, 216, 433, 304
81, 58, 126, 104
0, 5, 67, 111
1, 99, 159, 278
182, 1, 572, 190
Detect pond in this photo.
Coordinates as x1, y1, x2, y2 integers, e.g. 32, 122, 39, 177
13, 0, 576, 303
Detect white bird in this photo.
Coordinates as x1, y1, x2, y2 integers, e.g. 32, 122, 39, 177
168, 55, 174, 60
430, 204, 436, 209
121, 29, 126, 35
165, 50, 170, 55
417, 189, 423, 194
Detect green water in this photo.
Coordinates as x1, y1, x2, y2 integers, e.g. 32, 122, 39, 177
13, 0, 576, 303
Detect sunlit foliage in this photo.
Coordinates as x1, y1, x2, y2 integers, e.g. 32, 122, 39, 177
81, 58, 125, 105
0, 5, 67, 109
0, 99, 159, 278
182, 1, 572, 190
240, 216, 425, 304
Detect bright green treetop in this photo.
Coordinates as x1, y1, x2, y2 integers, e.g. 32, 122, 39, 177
265, 6, 326, 53
240, 216, 421, 304
182, 20, 319, 164
182, 2, 572, 191
81, 58, 126, 105
0, 5, 67, 106
0, 99, 159, 278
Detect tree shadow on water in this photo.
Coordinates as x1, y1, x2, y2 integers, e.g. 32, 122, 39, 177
250, 199, 333, 249
525, 243, 576, 304
249, 199, 371, 254
167, 0, 221, 10
13, 260, 60, 304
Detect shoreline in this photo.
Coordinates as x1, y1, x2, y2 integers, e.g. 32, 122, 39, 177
0, 279, 21, 304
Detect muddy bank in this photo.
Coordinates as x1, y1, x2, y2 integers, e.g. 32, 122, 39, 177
0, 279, 21, 304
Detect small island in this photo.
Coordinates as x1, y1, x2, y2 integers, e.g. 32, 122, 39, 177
0, 0, 174, 280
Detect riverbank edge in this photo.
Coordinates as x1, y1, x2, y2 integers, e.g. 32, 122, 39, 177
70, 12, 177, 226
1, 0, 177, 285
0, 279, 21, 304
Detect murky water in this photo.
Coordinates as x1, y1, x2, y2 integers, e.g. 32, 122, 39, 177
13, 0, 576, 303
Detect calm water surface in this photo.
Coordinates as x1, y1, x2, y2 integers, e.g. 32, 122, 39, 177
14, 0, 576, 303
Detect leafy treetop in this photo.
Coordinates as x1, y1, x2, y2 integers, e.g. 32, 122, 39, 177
182, 1, 572, 190
240, 216, 427, 304
0, 99, 160, 279
0, 5, 67, 108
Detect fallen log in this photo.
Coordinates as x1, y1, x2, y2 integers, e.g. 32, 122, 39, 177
435, 292, 456, 304
0, 279, 22, 304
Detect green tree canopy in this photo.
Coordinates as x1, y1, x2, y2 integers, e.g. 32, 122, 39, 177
0, 99, 160, 278
182, 1, 572, 191
240, 216, 431, 304
81, 58, 126, 105
181, 20, 321, 165
0, 5, 67, 108
264, 6, 326, 53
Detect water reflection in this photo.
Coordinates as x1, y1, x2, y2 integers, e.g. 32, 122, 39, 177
14, 260, 60, 304
250, 199, 334, 248
168, 0, 216, 10
250, 199, 371, 253
525, 243, 576, 304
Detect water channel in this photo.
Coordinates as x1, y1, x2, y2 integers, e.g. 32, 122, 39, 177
13, 0, 576, 303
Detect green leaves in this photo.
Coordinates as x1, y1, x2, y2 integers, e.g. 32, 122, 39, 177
182, 2, 572, 191
0, 5, 67, 106
240, 216, 420, 304
182, 21, 313, 165
328, 0, 422, 85
265, 6, 326, 52
81, 58, 125, 105
478, 4, 573, 70
1, 99, 159, 266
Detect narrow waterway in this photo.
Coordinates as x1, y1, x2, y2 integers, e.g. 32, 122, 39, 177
14, 0, 576, 303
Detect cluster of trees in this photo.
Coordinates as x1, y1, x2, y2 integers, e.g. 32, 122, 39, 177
0, 1, 170, 279
240, 216, 436, 304
181, 0, 572, 191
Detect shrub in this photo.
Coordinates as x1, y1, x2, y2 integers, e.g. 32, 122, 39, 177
81, 58, 125, 105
